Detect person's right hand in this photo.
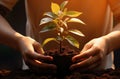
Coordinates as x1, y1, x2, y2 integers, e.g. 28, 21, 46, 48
17, 36, 57, 73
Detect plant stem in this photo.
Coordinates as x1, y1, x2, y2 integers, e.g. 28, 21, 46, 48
60, 40, 62, 53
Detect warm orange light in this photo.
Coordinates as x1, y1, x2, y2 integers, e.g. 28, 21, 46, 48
35, 60, 42, 64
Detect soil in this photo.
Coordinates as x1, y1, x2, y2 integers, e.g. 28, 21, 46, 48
1, 47, 120, 79
44, 47, 79, 76
1, 68, 120, 79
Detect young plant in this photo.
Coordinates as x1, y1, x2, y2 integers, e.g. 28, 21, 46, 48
39, 1, 85, 53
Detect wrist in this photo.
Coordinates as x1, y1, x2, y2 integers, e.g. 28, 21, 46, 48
101, 36, 111, 54
13, 32, 26, 50
103, 31, 120, 53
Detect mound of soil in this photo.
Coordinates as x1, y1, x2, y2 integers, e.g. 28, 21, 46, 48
44, 47, 78, 76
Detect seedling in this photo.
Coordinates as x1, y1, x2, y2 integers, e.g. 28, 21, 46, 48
39, 1, 85, 53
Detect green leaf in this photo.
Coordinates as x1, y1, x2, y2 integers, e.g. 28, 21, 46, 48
42, 38, 58, 47
39, 17, 53, 25
60, 1, 68, 11
68, 18, 85, 25
44, 12, 57, 18
66, 11, 82, 17
69, 29, 85, 37
51, 2, 60, 14
65, 35, 79, 48
40, 23, 56, 33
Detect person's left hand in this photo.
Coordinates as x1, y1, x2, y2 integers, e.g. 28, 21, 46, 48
70, 37, 109, 71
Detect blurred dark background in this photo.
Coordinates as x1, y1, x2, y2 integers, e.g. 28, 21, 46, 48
0, 0, 26, 70
0, 0, 120, 70
114, 49, 120, 68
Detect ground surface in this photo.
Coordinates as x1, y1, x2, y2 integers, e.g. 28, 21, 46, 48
1, 68, 120, 79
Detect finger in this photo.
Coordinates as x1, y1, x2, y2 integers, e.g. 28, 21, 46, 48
83, 61, 101, 71
70, 55, 99, 70
27, 52, 53, 61
23, 41, 53, 61
79, 60, 101, 72
72, 46, 98, 62
34, 60, 57, 70
70, 56, 92, 70
33, 42, 45, 54
26, 59, 57, 71
71, 62, 100, 72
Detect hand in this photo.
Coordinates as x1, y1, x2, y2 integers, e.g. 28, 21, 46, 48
17, 36, 57, 73
70, 37, 109, 71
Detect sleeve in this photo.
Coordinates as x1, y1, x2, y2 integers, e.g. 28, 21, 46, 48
108, 0, 120, 22
0, 0, 18, 10
0, 0, 18, 17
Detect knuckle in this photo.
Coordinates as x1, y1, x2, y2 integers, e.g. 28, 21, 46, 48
85, 43, 90, 47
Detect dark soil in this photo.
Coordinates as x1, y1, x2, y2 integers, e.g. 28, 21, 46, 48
1, 68, 120, 79
1, 47, 120, 79
44, 47, 79, 76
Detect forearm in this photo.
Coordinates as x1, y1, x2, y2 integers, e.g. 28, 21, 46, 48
103, 23, 120, 52
0, 15, 25, 50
